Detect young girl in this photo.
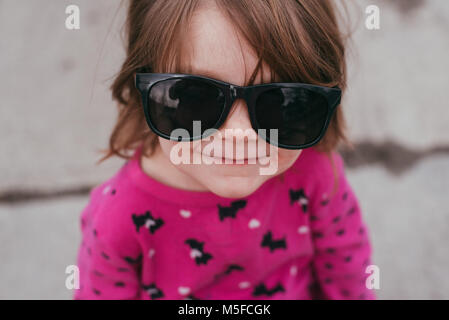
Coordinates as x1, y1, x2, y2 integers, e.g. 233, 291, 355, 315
74, 0, 376, 300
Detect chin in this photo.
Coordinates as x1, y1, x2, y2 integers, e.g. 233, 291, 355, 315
205, 176, 264, 199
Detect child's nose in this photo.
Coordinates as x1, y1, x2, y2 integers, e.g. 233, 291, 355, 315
218, 99, 258, 142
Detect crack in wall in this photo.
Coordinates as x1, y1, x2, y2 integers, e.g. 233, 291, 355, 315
380, 0, 426, 15
339, 141, 449, 176
0, 186, 92, 205
1, 141, 448, 204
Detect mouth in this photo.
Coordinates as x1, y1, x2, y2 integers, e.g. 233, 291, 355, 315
201, 154, 268, 165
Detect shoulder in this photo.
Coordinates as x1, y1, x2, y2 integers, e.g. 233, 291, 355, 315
287, 147, 345, 186
283, 147, 350, 207
79, 161, 150, 252
85, 161, 137, 216
284, 147, 360, 222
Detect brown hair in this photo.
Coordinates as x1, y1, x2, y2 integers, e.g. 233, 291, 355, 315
100, 0, 354, 194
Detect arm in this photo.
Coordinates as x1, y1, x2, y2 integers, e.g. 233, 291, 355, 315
308, 151, 377, 300
73, 186, 142, 300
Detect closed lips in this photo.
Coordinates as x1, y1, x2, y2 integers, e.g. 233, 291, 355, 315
202, 154, 268, 162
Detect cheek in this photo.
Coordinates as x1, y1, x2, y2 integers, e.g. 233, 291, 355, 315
277, 149, 302, 169
158, 138, 175, 158
158, 139, 203, 177
158, 138, 194, 159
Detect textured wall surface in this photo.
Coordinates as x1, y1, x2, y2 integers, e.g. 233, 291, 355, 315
1, 0, 448, 299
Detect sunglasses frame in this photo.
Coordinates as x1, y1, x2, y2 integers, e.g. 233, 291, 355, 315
135, 72, 341, 150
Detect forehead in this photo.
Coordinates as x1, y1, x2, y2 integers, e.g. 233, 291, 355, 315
179, 4, 274, 86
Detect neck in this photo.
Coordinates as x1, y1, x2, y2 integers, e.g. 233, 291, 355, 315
140, 143, 209, 192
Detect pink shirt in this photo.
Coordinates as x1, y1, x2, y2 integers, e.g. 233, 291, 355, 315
73, 145, 376, 300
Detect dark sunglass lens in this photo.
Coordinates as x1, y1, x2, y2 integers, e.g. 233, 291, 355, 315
148, 78, 225, 138
255, 87, 329, 147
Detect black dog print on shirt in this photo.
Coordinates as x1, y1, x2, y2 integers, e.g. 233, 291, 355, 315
213, 264, 245, 281
132, 211, 164, 234
261, 230, 287, 252
185, 238, 213, 265
224, 264, 244, 275
289, 188, 309, 213
142, 282, 164, 299
253, 282, 285, 297
123, 253, 142, 265
217, 200, 247, 221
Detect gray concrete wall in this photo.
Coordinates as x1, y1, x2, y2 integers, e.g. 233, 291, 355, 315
1, 0, 448, 299
0, 0, 126, 193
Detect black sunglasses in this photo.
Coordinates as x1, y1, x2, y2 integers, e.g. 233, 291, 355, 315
135, 72, 341, 150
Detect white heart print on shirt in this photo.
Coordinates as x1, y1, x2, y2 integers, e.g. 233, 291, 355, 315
248, 218, 260, 229
298, 225, 309, 234
290, 265, 298, 276
102, 185, 110, 195
180, 209, 191, 218
178, 286, 191, 295
239, 281, 251, 289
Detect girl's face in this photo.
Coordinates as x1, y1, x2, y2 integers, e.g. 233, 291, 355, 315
145, 3, 302, 198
